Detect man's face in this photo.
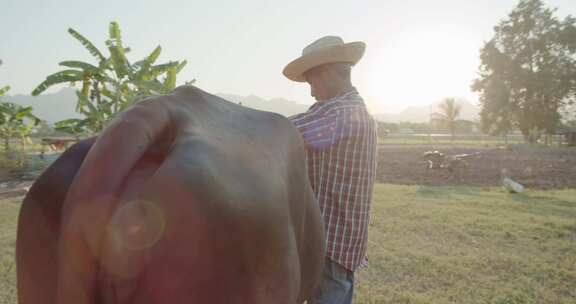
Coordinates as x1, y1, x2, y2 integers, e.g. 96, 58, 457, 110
304, 65, 331, 102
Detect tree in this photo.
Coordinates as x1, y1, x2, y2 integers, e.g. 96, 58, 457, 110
1, 61, 40, 154
431, 97, 466, 141
32, 21, 190, 134
472, 0, 576, 143
0, 60, 40, 166
0, 102, 40, 153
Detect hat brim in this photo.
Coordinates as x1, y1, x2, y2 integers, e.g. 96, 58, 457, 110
283, 41, 365, 82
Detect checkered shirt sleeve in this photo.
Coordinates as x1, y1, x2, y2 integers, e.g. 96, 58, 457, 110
289, 89, 378, 271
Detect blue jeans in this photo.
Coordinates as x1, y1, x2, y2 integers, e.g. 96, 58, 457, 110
311, 258, 355, 304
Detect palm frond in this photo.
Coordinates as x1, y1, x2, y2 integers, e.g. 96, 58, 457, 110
59, 60, 99, 71
14, 106, 34, 121
164, 67, 177, 91
175, 60, 187, 74
133, 46, 162, 80
108, 45, 131, 78
32, 70, 84, 96
68, 28, 105, 62
0, 85, 10, 96
54, 118, 88, 135
108, 21, 122, 42
437, 98, 462, 121
76, 90, 90, 113
145, 46, 162, 67
134, 79, 166, 93
83, 94, 100, 114
17, 108, 40, 126
150, 61, 179, 77
56, 118, 84, 126
100, 86, 115, 99
105, 22, 133, 78
132, 60, 145, 69
91, 72, 112, 83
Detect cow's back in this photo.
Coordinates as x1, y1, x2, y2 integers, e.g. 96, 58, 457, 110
97, 90, 322, 303
17, 86, 324, 304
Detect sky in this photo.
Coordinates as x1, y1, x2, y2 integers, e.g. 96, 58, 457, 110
1, 0, 575, 114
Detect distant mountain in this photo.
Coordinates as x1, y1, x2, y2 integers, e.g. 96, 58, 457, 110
216, 93, 309, 117
2, 88, 310, 124
375, 100, 480, 123
4, 88, 481, 124
3, 88, 81, 124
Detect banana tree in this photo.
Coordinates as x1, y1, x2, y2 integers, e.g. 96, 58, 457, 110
32, 21, 189, 133
0, 102, 41, 155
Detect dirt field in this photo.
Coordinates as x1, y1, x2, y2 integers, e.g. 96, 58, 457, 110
378, 145, 576, 189
1, 145, 575, 200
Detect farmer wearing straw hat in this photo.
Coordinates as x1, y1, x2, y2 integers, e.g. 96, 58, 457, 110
285, 36, 378, 303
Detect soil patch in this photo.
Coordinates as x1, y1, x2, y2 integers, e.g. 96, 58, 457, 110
377, 145, 576, 189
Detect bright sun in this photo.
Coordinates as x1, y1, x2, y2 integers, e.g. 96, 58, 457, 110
361, 29, 480, 113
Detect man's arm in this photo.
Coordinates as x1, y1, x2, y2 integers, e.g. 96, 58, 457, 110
290, 106, 363, 150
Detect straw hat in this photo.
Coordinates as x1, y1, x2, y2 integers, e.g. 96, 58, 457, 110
283, 36, 365, 82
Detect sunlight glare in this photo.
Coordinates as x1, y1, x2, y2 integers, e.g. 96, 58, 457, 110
364, 29, 479, 112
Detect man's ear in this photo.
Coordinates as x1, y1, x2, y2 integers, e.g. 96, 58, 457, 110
318, 65, 330, 78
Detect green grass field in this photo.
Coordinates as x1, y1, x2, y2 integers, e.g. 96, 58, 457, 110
356, 185, 576, 304
0, 184, 575, 303
0, 200, 18, 304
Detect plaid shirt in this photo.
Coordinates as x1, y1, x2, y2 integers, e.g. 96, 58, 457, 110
289, 89, 378, 271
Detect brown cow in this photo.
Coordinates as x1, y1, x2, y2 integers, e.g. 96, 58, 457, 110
17, 86, 324, 304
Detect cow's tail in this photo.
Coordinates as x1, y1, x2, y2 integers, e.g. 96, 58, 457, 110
56, 99, 172, 304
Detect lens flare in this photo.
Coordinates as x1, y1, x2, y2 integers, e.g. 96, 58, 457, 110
109, 200, 166, 251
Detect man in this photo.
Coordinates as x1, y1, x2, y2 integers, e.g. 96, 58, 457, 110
284, 36, 378, 303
